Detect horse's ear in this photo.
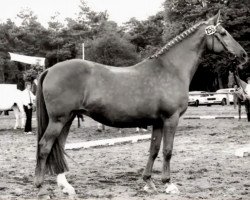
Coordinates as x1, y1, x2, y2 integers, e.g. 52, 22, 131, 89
213, 10, 221, 25
208, 10, 221, 25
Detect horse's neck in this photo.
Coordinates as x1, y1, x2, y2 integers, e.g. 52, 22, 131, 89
160, 27, 206, 86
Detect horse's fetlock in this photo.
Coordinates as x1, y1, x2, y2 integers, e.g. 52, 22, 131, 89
162, 177, 171, 184
142, 174, 151, 181
163, 149, 172, 160
151, 152, 159, 160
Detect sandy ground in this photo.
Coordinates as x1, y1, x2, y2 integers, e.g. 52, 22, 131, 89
0, 105, 249, 200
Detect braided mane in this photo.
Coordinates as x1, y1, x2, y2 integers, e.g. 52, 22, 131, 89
149, 21, 207, 59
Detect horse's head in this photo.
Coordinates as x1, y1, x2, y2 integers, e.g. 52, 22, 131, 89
205, 10, 248, 67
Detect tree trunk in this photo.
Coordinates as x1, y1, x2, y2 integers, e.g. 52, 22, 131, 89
218, 74, 224, 89
200, 0, 207, 8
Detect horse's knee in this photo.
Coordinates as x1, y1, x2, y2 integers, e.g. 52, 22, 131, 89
150, 146, 160, 160
163, 149, 172, 160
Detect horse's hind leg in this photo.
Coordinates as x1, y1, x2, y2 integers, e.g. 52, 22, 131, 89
13, 106, 19, 129
142, 124, 163, 193
56, 116, 76, 195
16, 102, 25, 129
35, 119, 64, 188
238, 100, 241, 120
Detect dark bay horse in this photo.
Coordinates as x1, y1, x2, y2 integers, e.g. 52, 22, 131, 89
35, 11, 248, 196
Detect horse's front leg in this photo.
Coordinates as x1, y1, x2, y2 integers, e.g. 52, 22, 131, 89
142, 124, 163, 193
162, 113, 180, 194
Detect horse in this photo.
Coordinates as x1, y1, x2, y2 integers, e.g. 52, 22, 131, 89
34, 11, 248, 197
232, 75, 250, 121
0, 84, 26, 129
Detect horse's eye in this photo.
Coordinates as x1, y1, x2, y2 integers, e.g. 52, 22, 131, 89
220, 31, 227, 36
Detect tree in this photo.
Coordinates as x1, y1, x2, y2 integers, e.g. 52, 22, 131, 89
86, 34, 139, 66
122, 12, 165, 58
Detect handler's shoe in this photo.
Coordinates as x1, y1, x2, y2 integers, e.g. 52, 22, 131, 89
24, 131, 33, 135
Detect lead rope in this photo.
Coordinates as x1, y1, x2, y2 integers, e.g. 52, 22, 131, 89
60, 144, 84, 167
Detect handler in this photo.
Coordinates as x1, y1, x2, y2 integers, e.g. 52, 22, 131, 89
245, 77, 250, 122
22, 81, 36, 134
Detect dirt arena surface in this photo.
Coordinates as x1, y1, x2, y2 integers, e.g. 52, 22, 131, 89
0, 105, 249, 200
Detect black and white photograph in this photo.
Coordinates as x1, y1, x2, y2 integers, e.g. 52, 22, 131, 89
0, 0, 249, 199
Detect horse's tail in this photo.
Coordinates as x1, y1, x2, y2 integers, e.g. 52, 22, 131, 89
36, 70, 49, 169
36, 70, 69, 174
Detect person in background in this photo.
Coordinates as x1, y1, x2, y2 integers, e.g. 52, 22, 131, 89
245, 77, 250, 122
22, 81, 36, 134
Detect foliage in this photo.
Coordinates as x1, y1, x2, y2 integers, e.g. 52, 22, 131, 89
23, 65, 44, 82
86, 34, 139, 66
122, 12, 165, 58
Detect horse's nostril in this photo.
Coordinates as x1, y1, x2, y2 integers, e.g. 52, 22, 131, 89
242, 52, 247, 59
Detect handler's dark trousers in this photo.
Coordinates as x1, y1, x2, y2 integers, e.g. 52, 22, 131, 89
245, 100, 250, 122
23, 105, 33, 132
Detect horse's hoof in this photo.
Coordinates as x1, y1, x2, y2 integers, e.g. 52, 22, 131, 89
34, 177, 43, 188
143, 185, 157, 193
62, 185, 76, 196
143, 180, 158, 194
37, 187, 50, 199
165, 183, 180, 194
38, 195, 50, 200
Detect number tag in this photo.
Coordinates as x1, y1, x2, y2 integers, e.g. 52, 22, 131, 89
205, 25, 216, 35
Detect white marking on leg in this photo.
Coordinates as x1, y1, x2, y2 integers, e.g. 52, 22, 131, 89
20, 109, 26, 129
16, 102, 26, 129
57, 173, 76, 196
143, 179, 158, 193
165, 183, 180, 194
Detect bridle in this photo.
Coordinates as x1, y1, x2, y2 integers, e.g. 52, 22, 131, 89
205, 23, 228, 52
205, 24, 247, 95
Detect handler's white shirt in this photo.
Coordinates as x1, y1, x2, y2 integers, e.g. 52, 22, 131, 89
245, 84, 250, 100
22, 89, 36, 106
